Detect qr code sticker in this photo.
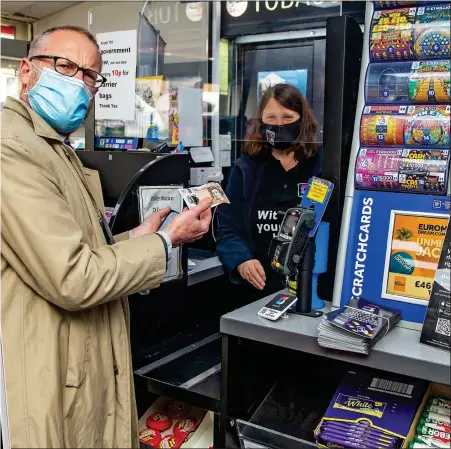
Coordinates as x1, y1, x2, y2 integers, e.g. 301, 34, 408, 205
435, 318, 450, 337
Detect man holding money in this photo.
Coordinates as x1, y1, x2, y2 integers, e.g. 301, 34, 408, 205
179, 182, 230, 209
1, 25, 212, 448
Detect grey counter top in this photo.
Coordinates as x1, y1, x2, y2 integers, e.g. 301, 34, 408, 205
187, 250, 224, 286
220, 291, 450, 385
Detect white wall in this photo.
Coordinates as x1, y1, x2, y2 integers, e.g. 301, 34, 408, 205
33, 1, 144, 35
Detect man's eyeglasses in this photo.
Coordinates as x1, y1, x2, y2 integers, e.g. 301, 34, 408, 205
30, 55, 106, 88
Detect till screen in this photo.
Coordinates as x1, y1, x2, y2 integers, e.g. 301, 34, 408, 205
281, 214, 299, 238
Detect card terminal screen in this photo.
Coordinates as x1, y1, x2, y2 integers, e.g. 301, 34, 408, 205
281, 213, 299, 238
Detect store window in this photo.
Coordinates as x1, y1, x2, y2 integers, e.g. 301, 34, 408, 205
1, 19, 31, 41
0, 59, 20, 111
90, 1, 211, 149
1, 24, 15, 39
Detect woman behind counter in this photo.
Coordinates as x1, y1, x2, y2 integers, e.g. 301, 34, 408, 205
216, 83, 321, 298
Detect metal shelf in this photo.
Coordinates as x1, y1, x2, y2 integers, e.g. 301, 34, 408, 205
134, 333, 222, 413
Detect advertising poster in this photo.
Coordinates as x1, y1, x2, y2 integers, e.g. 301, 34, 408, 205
135, 75, 164, 139
168, 87, 179, 144
96, 29, 137, 121
257, 70, 307, 103
420, 218, 450, 352
382, 211, 449, 304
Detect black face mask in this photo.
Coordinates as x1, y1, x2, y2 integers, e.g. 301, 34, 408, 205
260, 119, 301, 151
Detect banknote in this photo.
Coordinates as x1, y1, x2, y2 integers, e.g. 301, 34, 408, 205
179, 182, 230, 209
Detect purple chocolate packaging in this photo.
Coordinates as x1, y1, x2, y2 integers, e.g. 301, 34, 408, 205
321, 370, 427, 438
317, 431, 385, 449
319, 428, 395, 447
322, 421, 397, 443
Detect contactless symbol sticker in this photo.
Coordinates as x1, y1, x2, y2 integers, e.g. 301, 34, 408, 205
276, 295, 289, 305
297, 183, 308, 198
266, 129, 275, 146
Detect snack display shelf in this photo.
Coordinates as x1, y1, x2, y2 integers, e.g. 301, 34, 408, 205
220, 290, 451, 385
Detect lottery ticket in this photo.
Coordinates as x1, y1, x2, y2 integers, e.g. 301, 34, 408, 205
179, 182, 230, 209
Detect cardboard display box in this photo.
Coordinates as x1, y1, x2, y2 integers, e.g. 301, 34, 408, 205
403, 382, 451, 448
138, 396, 213, 448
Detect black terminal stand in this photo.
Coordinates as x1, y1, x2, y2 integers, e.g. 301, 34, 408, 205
269, 208, 324, 319
290, 239, 323, 318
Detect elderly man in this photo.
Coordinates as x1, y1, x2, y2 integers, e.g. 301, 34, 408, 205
1, 25, 212, 448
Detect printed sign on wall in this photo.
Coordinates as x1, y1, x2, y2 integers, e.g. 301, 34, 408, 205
382, 211, 449, 304
96, 29, 137, 120
340, 189, 450, 323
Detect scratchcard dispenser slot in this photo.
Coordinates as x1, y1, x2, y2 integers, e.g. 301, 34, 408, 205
354, 147, 450, 194
365, 60, 450, 104
360, 104, 450, 148
369, 4, 450, 62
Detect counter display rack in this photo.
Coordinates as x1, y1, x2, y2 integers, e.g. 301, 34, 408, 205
332, 0, 450, 324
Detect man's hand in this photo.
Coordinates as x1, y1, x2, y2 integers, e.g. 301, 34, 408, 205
237, 259, 266, 290
131, 207, 171, 238
165, 198, 212, 247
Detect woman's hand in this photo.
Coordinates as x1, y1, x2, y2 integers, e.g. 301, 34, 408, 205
237, 259, 266, 290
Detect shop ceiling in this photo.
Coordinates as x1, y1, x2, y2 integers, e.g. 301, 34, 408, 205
1, 1, 81, 22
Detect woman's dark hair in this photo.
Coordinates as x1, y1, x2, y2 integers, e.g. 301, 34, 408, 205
244, 83, 319, 161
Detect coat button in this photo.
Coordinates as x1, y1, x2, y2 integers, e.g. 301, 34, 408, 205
113, 364, 119, 375
284, 185, 287, 189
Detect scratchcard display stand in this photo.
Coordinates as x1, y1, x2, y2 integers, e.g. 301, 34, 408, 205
333, 1, 450, 328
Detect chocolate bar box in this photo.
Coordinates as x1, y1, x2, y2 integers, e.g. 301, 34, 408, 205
321, 370, 428, 439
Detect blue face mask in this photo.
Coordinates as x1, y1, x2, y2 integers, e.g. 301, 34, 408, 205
27, 65, 93, 134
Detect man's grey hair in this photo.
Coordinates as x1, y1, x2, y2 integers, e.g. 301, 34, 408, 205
28, 25, 100, 58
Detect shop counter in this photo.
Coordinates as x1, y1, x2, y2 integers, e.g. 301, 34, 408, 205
220, 290, 450, 385
218, 290, 450, 448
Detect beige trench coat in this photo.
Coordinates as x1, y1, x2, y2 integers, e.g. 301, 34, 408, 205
1, 97, 167, 448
